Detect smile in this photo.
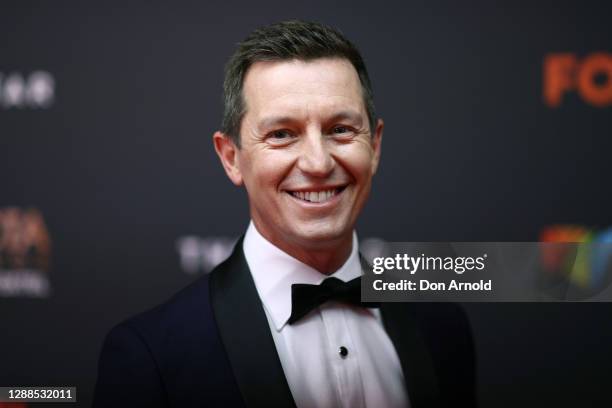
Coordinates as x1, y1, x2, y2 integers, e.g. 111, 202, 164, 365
286, 187, 346, 203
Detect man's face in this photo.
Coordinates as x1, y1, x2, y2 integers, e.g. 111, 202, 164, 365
217, 57, 382, 252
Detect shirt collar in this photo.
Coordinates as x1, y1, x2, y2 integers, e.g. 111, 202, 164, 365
243, 221, 362, 331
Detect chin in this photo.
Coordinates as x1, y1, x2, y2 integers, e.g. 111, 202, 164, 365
290, 221, 352, 248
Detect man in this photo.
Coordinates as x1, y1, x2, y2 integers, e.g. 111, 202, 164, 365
94, 20, 476, 407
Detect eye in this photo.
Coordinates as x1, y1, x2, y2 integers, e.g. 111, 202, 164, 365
266, 129, 296, 145
330, 125, 356, 139
271, 130, 291, 138
332, 126, 351, 134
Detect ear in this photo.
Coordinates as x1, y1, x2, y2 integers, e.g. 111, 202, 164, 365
371, 119, 383, 175
213, 131, 243, 186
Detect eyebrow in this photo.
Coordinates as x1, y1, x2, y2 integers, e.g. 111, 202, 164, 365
326, 110, 364, 126
257, 116, 298, 132
257, 110, 364, 131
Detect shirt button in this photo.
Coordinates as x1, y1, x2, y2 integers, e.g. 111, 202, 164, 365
339, 346, 348, 358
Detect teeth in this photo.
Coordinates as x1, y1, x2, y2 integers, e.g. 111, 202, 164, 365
290, 189, 339, 203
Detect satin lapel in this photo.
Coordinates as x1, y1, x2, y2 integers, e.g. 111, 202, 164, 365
210, 237, 296, 408
359, 255, 442, 408
379, 303, 442, 408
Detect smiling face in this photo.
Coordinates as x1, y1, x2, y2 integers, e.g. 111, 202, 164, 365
214, 57, 382, 263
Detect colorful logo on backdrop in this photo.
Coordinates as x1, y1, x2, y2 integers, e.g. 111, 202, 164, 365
0, 207, 52, 297
543, 52, 612, 107
540, 225, 612, 293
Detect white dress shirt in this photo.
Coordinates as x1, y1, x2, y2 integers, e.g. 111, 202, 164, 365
243, 222, 410, 408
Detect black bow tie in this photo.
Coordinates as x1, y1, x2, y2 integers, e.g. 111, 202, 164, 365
288, 276, 380, 325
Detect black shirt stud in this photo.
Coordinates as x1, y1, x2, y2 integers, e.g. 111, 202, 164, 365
339, 346, 348, 358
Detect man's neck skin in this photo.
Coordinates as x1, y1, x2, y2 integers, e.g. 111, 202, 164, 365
252, 220, 353, 275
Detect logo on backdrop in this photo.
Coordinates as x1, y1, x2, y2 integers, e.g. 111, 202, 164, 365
543, 52, 612, 107
176, 236, 236, 274
540, 224, 612, 292
0, 71, 55, 109
0, 207, 52, 297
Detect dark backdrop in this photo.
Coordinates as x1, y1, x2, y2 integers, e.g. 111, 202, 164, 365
1, 1, 611, 407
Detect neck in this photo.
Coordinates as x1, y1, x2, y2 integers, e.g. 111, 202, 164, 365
253, 224, 353, 275
282, 240, 353, 275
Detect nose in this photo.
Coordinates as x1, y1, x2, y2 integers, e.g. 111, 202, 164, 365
296, 130, 335, 177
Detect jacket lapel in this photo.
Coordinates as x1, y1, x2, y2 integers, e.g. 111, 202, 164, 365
210, 238, 296, 408
379, 303, 442, 407
360, 255, 442, 407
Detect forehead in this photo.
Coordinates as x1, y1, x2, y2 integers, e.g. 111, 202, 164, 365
241, 58, 365, 123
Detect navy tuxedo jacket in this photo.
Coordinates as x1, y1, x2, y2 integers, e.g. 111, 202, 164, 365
94, 239, 477, 407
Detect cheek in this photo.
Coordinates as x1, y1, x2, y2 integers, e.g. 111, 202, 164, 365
241, 151, 293, 189
334, 143, 375, 180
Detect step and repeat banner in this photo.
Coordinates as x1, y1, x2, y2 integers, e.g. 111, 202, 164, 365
1, 2, 611, 407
